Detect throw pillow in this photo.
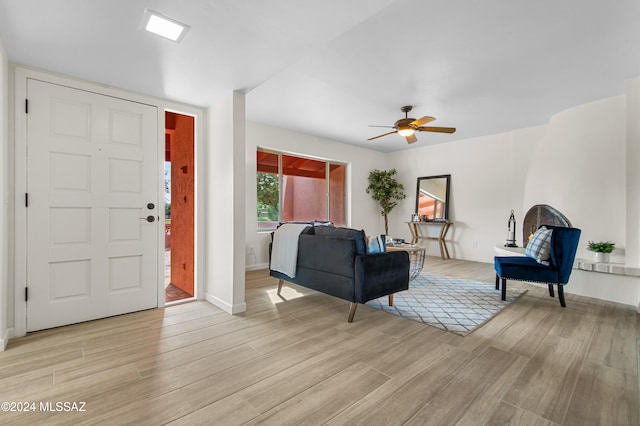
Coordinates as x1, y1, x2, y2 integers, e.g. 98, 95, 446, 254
367, 234, 386, 254
525, 226, 553, 265
313, 220, 333, 227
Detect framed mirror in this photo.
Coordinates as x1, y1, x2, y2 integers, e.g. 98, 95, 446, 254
415, 174, 451, 221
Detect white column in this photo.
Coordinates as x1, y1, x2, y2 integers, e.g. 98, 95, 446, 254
205, 91, 246, 314
625, 77, 640, 268
0, 40, 9, 349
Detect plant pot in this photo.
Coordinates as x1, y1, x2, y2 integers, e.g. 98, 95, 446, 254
593, 252, 610, 263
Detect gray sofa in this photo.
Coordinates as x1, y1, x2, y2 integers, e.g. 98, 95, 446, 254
269, 225, 410, 322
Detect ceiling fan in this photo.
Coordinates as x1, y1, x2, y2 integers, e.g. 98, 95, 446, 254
368, 106, 456, 144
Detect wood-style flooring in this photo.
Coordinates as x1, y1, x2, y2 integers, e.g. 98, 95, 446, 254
1, 256, 638, 425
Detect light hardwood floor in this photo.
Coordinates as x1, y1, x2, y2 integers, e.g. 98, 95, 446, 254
1, 256, 638, 425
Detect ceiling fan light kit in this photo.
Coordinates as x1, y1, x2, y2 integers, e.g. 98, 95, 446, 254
368, 105, 456, 144
397, 126, 415, 137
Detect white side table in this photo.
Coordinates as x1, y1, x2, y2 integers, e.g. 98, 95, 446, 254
494, 245, 526, 257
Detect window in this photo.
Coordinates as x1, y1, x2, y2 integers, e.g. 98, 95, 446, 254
256, 149, 346, 230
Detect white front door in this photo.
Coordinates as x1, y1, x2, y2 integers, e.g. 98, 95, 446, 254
26, 79, 159, 332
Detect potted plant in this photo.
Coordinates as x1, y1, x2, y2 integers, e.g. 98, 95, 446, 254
366, 169, 406, 235
587, 240, 615, 263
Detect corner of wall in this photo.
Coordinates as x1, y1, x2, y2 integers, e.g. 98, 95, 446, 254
625, 76, 640, 268
0, 327, 13, 351
0, 37, 9, 348
205, 292, 246, 315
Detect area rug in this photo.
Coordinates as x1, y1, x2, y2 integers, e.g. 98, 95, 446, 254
366, 273, 526, 336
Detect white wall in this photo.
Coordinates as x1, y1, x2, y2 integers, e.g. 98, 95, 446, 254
523, 95, 627, 262
388, 126, 544, 261
206, 92, 247, 314
245, 121, 389, 269
386, 93, 633, 265
387, 88, 640, 308
0, 39, 9, 349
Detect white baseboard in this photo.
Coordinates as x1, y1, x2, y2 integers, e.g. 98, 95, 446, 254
205, 293, 247, 314
0, 327, 15, 352
245, 263, 269, 271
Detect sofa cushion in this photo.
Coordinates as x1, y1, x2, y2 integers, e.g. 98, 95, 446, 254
495, 255, 558, 283
297, 234, 356, 278
313, 226, 367, 254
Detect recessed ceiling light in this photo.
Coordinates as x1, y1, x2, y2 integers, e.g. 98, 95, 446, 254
141, 9, 189, 43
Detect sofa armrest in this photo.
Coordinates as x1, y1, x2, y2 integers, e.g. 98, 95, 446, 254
354, 251, 409, 303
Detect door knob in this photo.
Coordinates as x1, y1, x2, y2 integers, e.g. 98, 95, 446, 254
140, 215, 156, 223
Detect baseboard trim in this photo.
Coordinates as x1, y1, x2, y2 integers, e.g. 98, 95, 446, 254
245, 263, 269, 271
205, 293, 247, 314
1, 327, 15, 352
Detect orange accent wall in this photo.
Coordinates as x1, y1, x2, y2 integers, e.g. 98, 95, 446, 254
329, 164, 345, 225
166, 112, 194, 296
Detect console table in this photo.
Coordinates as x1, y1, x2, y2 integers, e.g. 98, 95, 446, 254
406, 221, 452, 260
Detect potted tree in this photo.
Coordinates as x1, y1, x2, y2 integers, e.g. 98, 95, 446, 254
366, 169, 406, 235
587, 240, 615, 263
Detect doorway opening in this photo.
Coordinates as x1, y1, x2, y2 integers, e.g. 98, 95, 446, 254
164, 111, 195, 303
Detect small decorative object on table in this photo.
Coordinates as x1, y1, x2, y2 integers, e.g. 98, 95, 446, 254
587, 240, 615, 263
504, 209, 517, 247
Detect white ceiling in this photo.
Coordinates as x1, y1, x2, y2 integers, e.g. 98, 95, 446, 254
1, 0, 638, 152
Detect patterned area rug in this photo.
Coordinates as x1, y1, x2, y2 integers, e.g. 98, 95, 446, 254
366, 273, 526, 336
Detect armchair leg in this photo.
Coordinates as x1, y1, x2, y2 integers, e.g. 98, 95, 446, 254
495, 274, 499, 290
501, 278, 507, 301
388, 294, 394, 306
548, 284, 555, 297
348, 303, 358, 323
558, 285, 566, 307
277, 280, 284, 296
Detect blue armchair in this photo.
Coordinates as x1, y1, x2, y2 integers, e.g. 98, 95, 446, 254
494, 226, 581, 307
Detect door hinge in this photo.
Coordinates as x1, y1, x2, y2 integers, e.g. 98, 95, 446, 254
25, 99, 28, 114
25, 287, 28, 302
25, 193, 28, 207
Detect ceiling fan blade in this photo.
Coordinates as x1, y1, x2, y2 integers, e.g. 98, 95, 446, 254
367, 130, 397, 141
405, 133, 418, 144
411, 116, 436, 127
417, 126, 456, 134
368, 125, 396, 128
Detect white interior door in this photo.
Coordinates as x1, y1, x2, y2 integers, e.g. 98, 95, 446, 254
26, 79, 159, 332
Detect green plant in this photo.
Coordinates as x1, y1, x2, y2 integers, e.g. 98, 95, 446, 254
587, 241, 615, 253
366, 169, 406, 235
256, 172, 279, 207
256, 172, 279, 222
